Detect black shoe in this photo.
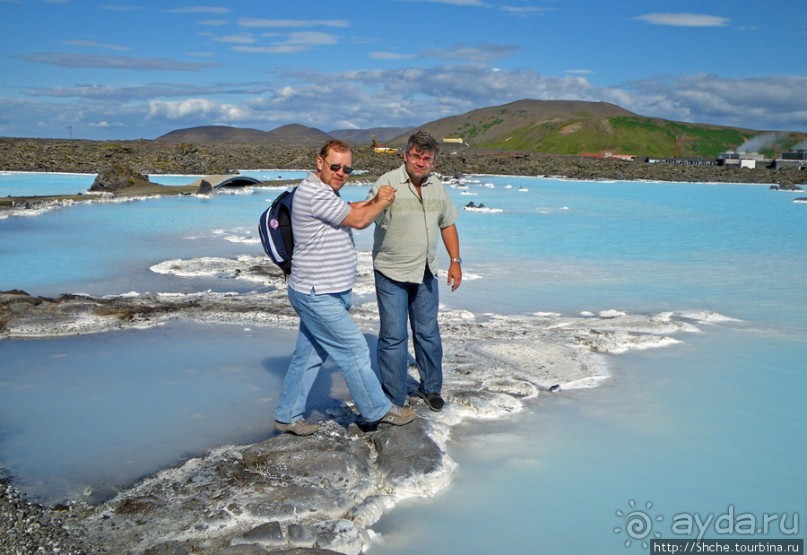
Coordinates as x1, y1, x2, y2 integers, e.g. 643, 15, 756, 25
416, 391, 444, 412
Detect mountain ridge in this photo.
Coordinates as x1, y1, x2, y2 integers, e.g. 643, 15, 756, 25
154, 99, 806, 158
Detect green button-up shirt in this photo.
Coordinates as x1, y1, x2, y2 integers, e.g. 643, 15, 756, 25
369, 165, 458, 284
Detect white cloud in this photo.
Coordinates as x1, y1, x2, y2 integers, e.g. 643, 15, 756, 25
214, 33, 258, 44
238, 18, 349, 28
101, 4, 142, 12
420, 43, 520, 62
626, 74, 807, 129
370, 52, 416, 60
403, 0, 486, 5
229, 31, 339, 54
146, 98, 251, 121
139, 68, 807, 133
63, 40, 130, 52
500, 5, 553, 17
165, 6, 231, 15
22, 52, 218, 71
22, 82, 271, 101
373, 42, 518, 63
89, 120, 123, 128
232, 45, 309, 55
285, 32, 339, 46
633, 13, 730, 27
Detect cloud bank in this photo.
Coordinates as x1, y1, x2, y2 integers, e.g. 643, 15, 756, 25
5, 62, 807, 139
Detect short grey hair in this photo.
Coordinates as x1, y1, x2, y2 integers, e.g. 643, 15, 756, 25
405, 130, 440, 158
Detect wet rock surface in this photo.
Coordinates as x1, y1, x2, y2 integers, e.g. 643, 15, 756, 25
68, 420, 444, 555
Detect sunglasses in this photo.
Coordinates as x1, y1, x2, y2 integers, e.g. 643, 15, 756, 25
324, 162, 353, 174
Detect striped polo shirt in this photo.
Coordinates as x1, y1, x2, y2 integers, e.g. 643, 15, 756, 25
288, 172, 355, 294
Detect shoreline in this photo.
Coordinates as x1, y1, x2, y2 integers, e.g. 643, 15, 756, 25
2, 168, 800, 219
0, 181, 201, 210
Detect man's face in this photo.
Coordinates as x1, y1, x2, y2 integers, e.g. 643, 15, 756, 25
404, 147, 435, 183
317, 149, 353, 191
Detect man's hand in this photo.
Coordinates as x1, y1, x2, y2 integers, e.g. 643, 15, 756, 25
343, 185, 396, 229
376, 185, 396, 205
446, 262, 462, 291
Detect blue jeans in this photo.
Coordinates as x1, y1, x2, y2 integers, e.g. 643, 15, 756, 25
374, 269, 443, 407
274, 288, 392, 424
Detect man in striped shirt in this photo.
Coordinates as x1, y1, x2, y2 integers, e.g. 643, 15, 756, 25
274, 140, 416, 436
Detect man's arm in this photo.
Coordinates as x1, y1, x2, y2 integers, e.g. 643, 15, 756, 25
441, 224, 462, 291
341, 185, 395, 229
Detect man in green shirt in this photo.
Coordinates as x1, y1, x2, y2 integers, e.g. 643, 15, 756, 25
368, 131, 462, 412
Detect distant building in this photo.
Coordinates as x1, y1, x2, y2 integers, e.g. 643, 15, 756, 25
781, 149, 807, 161
581, 151, 636, 161
371, 134, 398, 154
645, 157, 716, 166
772, 149, 807, 170
717, 151, 770, 169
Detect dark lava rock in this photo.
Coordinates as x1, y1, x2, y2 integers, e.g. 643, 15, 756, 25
90, 161, 151, 192
197, 178, 214, 194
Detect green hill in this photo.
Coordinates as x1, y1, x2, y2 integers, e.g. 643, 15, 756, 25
393, 99, 805, 159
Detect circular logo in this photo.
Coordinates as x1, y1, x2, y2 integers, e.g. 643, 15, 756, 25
614, 499, 663, 549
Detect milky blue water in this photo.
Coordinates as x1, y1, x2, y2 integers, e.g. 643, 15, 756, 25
1, 171, 805, 553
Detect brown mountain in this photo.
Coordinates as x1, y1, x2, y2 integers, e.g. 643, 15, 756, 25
156, 123, 331, 146
155, 125, 270, 144
328, 127, 415, 145
264, 124, 332, 145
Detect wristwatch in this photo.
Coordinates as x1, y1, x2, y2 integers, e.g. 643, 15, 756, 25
450, 257, 462, 265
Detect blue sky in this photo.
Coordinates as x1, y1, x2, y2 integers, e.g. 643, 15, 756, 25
1, 0, 805, 140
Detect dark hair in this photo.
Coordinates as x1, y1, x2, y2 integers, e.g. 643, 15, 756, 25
406, 131, 440, 158
319, 139, 353, 159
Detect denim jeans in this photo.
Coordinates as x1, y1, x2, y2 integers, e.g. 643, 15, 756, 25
374, 269, 443, 407
274, 287, 392, 424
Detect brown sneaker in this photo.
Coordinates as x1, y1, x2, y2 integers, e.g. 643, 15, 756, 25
379, 405, 416, 426
274, 419, 320, 436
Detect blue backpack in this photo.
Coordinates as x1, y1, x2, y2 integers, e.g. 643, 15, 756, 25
258, 188, 296, 277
